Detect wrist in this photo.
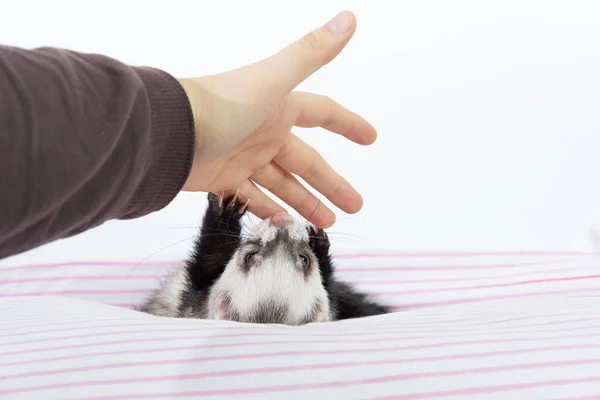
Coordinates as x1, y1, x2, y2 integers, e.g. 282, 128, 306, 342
176, 78, 201, 154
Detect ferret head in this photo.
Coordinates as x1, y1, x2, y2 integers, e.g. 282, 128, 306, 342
206, 212, 333, 325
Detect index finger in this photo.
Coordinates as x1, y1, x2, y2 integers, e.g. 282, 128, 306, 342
274, 133, 363, 215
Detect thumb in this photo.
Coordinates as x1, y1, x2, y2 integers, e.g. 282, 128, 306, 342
255, 11, 357, 98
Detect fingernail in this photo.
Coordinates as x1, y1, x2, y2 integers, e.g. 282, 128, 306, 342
327, 11, 353, 35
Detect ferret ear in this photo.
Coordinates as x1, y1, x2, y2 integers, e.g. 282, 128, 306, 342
308, 226, 334, 282
308, 226, 330, 254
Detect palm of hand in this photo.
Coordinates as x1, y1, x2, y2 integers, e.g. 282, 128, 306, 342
181, 70, 292, 192
180, 11, 376, 228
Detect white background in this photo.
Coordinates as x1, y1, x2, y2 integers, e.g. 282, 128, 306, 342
2, 0, 600, 265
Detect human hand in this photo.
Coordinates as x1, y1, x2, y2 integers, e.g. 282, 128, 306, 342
178, 11, 377, 228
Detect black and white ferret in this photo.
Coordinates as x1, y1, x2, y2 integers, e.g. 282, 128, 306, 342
140, 192, 391, 325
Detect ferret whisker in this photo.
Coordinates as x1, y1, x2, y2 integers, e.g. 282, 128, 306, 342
129, 236, 195, 275
197, 233, 243, 239
240, 219, 256, 232
215, 240, 239, 251
325, 233, 368, 242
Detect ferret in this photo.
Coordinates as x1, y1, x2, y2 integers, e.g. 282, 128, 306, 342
140, 192, 391, 325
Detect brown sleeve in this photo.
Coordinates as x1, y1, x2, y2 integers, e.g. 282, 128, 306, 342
0, 45, 195, 259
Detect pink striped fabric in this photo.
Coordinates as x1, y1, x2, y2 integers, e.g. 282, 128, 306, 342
2, 250, 600, 399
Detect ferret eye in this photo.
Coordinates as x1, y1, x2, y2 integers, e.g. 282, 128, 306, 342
245, 251, 258, 264
299, 254, 310, 266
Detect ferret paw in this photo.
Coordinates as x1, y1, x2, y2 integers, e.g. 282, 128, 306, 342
307, 225, 330, 252
208, 190, 250, 219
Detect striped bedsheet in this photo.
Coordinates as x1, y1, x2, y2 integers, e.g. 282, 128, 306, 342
1, 251, 600, 399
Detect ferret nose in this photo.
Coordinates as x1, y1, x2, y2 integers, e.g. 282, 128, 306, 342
269, 212, 292, 227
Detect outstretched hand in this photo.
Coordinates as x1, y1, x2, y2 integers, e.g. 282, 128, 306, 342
178, 11, 377, 228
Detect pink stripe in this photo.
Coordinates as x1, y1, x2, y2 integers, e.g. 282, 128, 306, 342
333, 251, 598, 258
0, 275, 164, 284
3, 289, 152, 296
0, 260, 572, 275
334, 259, 574, 272
0, 260, 179, 272
2, 251, 596, 272
79, 376, 600, 400
344, 266, 600, 285
0, 316, 97, 329
369, 377, 600, 400
4, 266, 598, 288
0, 336, 434, 359
5, 356, 600, 397
548, 398, 600, 400
0, 317, 144, 334
4, 322, 599, 358
318, 316, 599, 332
390, 287, 600, 308
317, 313, 580, 330
0, 321, 236, 339
372, 275, 600, 296
548, 397, 600, 400
4, 342, 600, 381
4, 328, 599, 368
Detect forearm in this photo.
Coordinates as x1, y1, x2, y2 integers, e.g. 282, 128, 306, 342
0, 45, 195, 259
